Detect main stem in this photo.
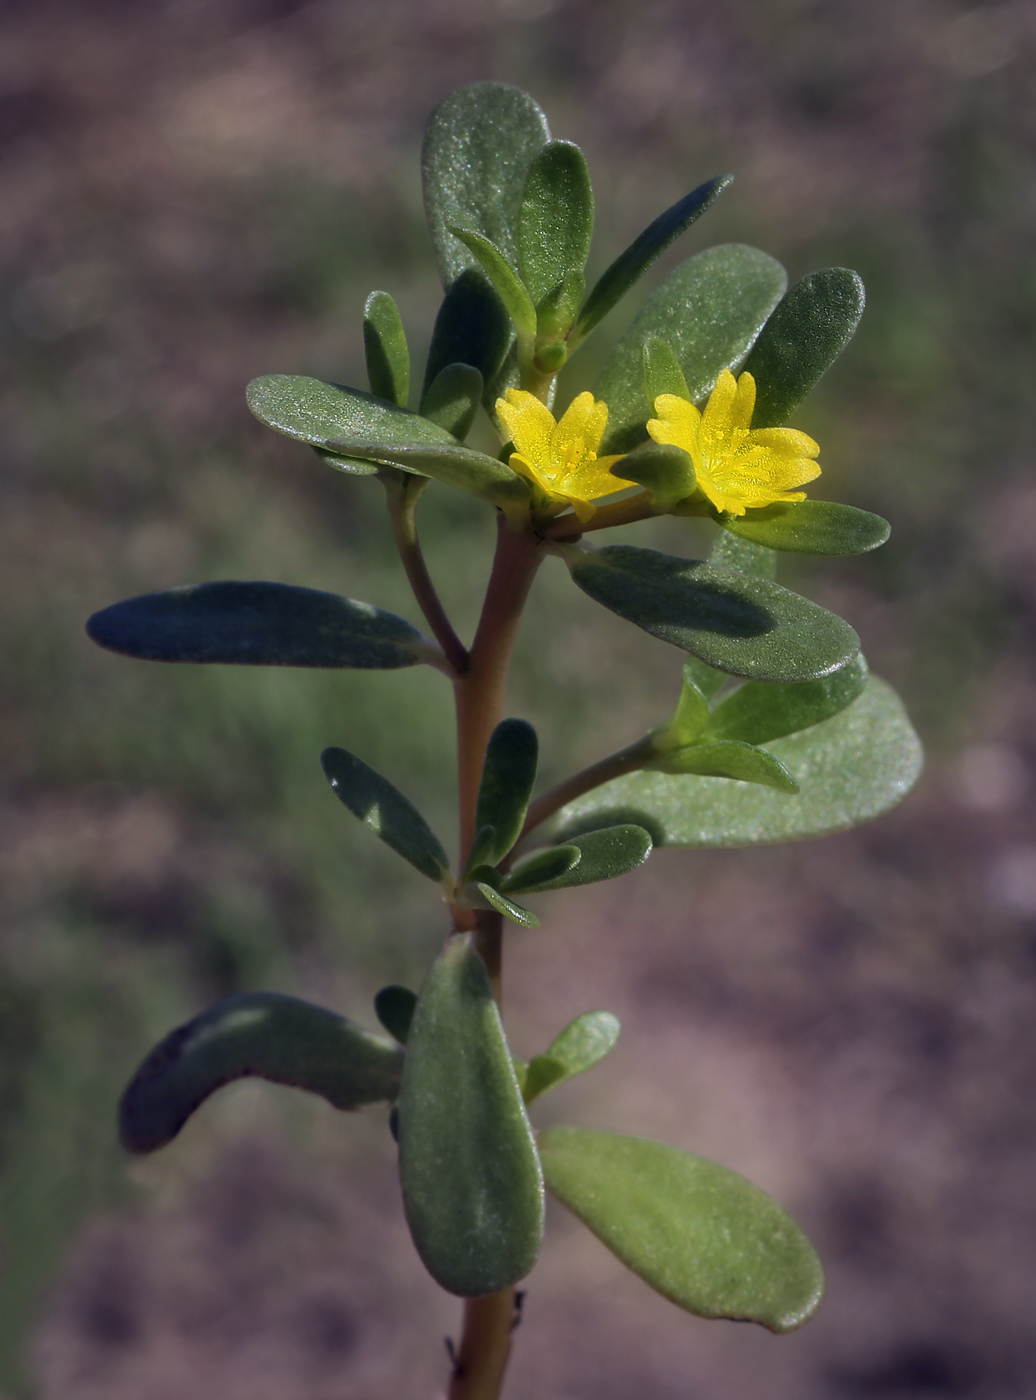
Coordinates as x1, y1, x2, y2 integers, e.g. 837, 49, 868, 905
448, 515, 543, 1400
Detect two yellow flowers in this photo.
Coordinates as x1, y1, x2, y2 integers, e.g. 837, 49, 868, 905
496, 368, 821, 521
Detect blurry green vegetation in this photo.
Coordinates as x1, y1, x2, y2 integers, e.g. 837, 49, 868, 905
1, 0, 1034, 1392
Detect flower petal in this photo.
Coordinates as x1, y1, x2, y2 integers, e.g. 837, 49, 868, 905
497, 389, 557, 467
553, 392, 609, 469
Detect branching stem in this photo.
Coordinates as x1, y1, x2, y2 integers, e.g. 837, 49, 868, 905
515, 734, 657, 851
385, 474, 470, 676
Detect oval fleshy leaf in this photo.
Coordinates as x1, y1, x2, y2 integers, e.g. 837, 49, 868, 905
499, 845, 581, 895
594, 245, 787, 455
650, 739, 799, 794
474, 719, 539, 868
538, 1126, 824, 1332
423, 269, 514, 408
373, 985, 417, 1046
565, 544, 859, 682
363, 290, 410, 408
740, 268, 865, 428
475, 882, 540, 928
707, 528, 777, 580
701, 654, 868, 746
120, 993, 404, 1154
422, 82, 550, 288
572, 176, 733, 347
321, 747, 450, 882
551, 676, 922, 849
613, 442, 695, 507
520, 824, 653, 891
524, 1010, 621, 1104
722, 501, 890, 556
643, 334, 691, 407
326, 439, 529, 514
398, 937, 544, 1296
87, 582, 441, 670
312, 446, 380, 477
448, 225, 537, 340
519, 140, 594, 305
419, 362, 484, 440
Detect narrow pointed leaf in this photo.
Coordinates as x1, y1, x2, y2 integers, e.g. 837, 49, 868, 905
448, 226, 537, 339
702, 654, 868, 746
551, 676, 923, 848
87, 581, 440, 670
499, 845, 581, 895
722, 500, 890, 556
523, 824, 652, 891
398, 938, 544, 1295
565, 544, 859, 682
423, 269, 514, 407
538, 1127, 824, 1332
708, 528, 777, 579
613, 442, 695, 506
465, 826, 499, 875
476, 882, 540, 928
321, 747, 450, 881
643, 335, 690, 406
363, 290, 409, 407
373, 985, 418, 1046
595, 245, 786, 455
572, 176, 733, 345
475, 718, 539, 866
422, 82, 550, 288
518, 140, 594, 305
740, 268, 865, 428
120, 993, 404, 1154
419, 362, 484, 439
524, 1010, 621, 1103
650, 739, 799, 794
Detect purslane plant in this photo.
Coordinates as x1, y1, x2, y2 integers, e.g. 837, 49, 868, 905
87, 82, 922, 1400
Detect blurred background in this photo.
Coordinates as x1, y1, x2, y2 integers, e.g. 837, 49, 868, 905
1, 0, 1035, 1395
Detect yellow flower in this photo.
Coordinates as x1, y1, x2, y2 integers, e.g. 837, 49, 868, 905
496, 388, 635, 523
647, 368, 821, 516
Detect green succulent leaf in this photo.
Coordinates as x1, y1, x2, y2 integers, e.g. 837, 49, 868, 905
565, 544, 859, 682
740, 268, 866, 428
722, 500, 891, 556
594, 245, 787, 455
86, 582, 441, 670
551, 675, 922, 849
518, 140, 594, 306
474, 719, 539, 867
422, 82, 550, 289
398, 937, 544, 1295
119, 993, 404, 1154
653, 667, 710, 747
448, 225, 538, 342
538, 1126, 824, 1332
423, 269, 514, 408
326, 439, 529, 515
643, 334, 691, 407
524, 1010, 621, 1104
312, 446, 380, 477
363, 290, 410, 408
519, 824, 653, 891
373, 985, 418, 1046
572, 176, 733, 347
475, 882, 541, 928
612, 441, 695, 507
649, 739, 799, 794
536, 268, 586, 341
419, 362, 484, 440
707, 528, 777, 579
701, 653, 868, 746
321, 747, 450, 882
499, 845, 581, 895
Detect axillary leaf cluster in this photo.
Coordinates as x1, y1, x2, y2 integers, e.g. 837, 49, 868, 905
88, 82, 922, 1399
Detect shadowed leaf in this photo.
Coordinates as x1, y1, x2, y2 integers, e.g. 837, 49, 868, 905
321, 747, 450, 881
702, 654, 868, 746
363, 290, 410, 407
373, 985, 417, 1046
474, 719, 539, 867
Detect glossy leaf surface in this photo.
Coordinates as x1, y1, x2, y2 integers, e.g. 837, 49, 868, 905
552, 676, 922, 848
536, 268, 585, 340
312, 446, 380, 477
613, 442, 695, 506
120, 993, 404, 1153
499, 844, 581, 895
650, 739, 799, 794
326, 439, 528, 513
422, 82, 550, 288
572, 176, 733, 346
475, 882, 540, 928
709, 528, 777, 579
539, 1127, 824, 1332
566, 544, 859, 682
518, 140, 594, 304
374, 985, 417, 1046
448, 226, 537, 339
321, 747, 450, 881
654, 668, 710, 747
740, 268, 865, 428
702, 654, 868, 746
419, 362, 484, 439
723, 501, 890, 556
643, 334, 691, 406
594, 245, 787, 455
398, 938, 544, 1295
363, 290, 410, 407
474, 719, 539, 867
524, 1011, 621, 1104
422, 269, 514, 405
520, 824, 653, 890
87, 582, 438, 670
247, 374, 456, 459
